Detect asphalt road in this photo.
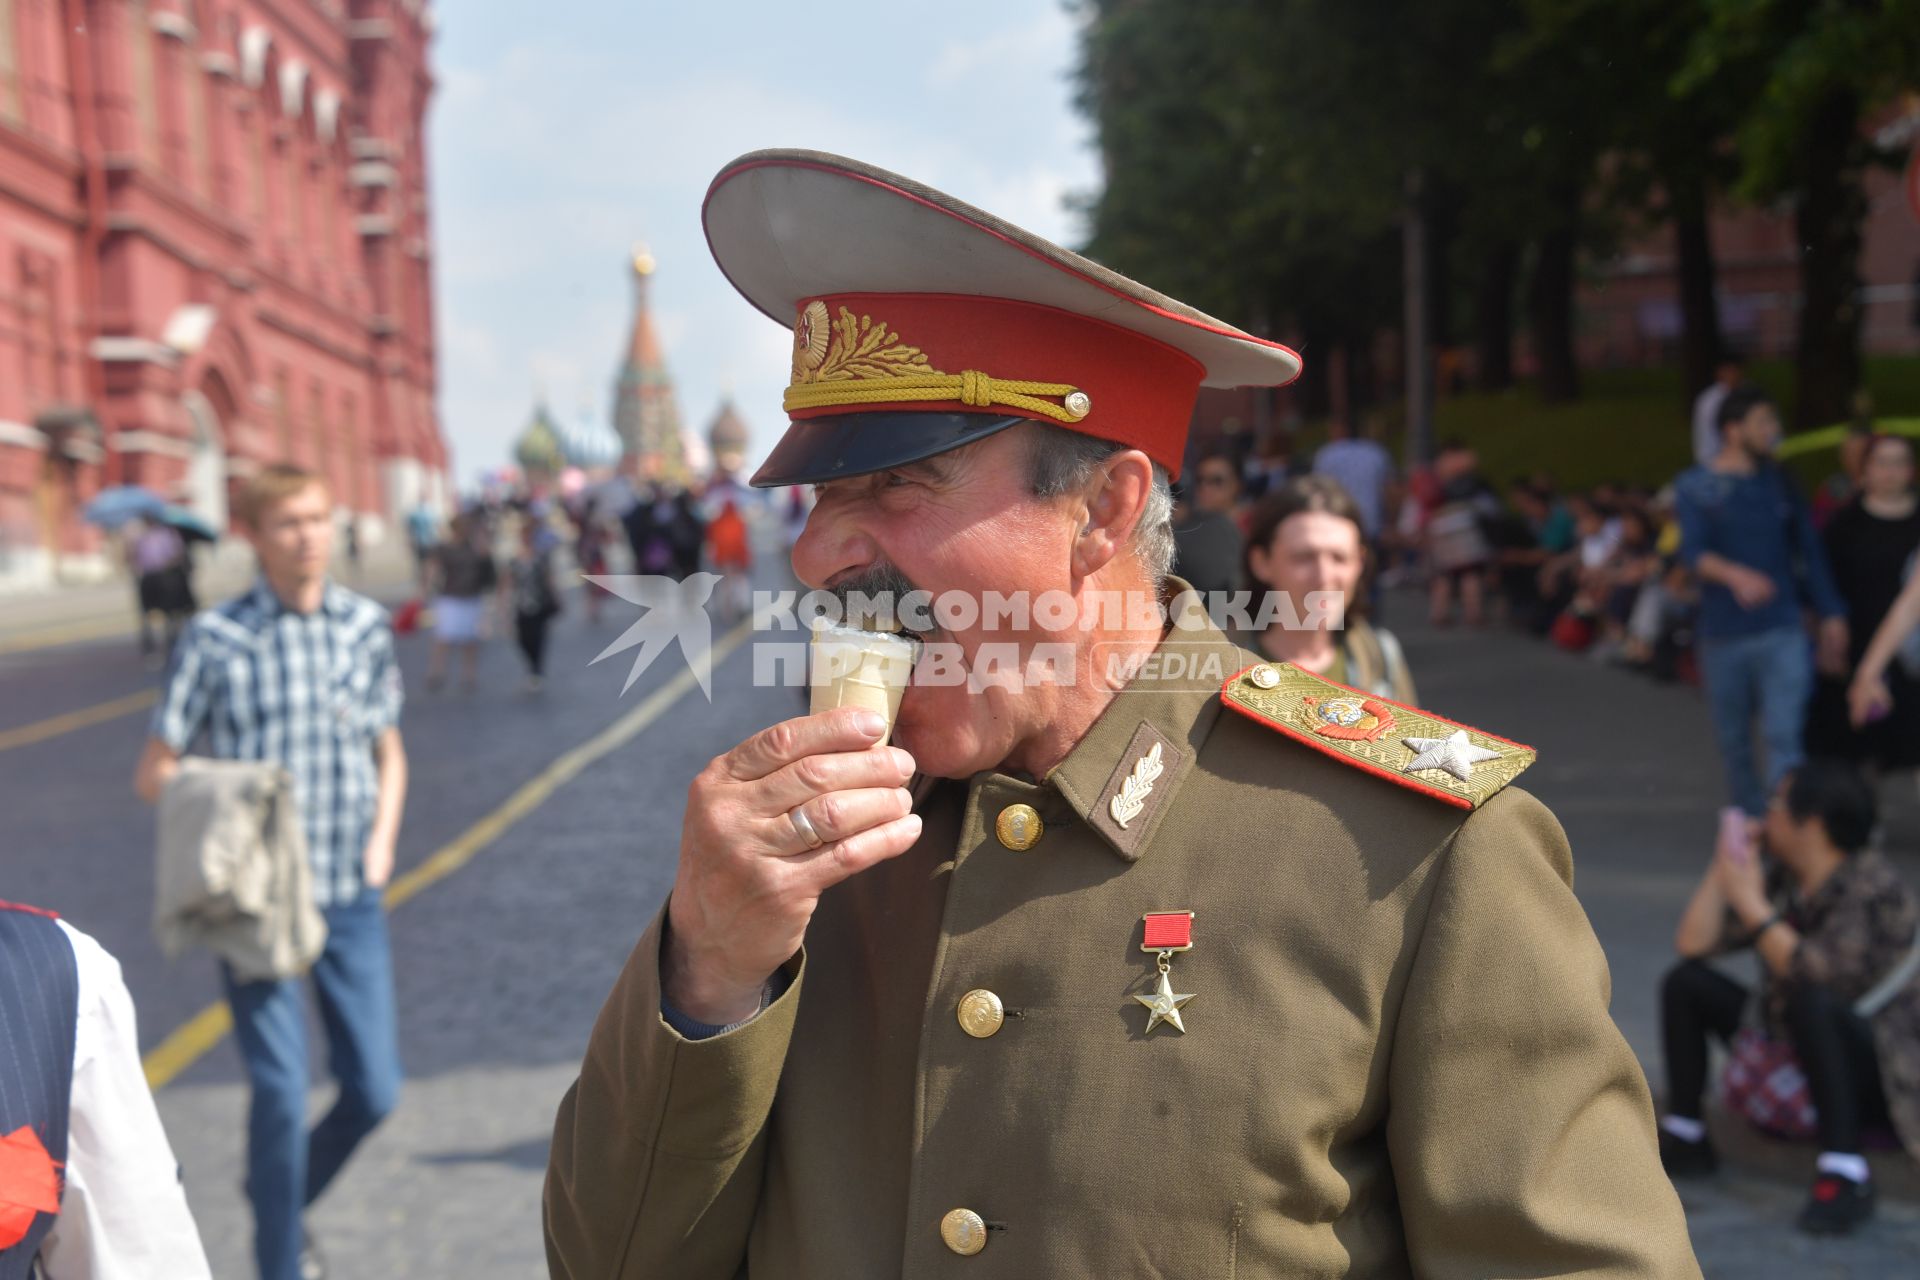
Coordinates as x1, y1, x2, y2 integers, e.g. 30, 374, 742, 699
4, 580, 1918, 1277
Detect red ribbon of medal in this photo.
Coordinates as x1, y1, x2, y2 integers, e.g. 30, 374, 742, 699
1136, 911, 1196, 1034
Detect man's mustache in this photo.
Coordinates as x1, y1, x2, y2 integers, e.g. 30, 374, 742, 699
825, 563, 923, 633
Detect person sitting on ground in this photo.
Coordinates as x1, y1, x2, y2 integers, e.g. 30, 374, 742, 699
1582, 506, 1662, 663
1243, 475, 1416, 702
1658, 760, 1920, 1236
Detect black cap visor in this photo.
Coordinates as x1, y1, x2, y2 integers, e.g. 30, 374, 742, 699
749, 412, 1027, 488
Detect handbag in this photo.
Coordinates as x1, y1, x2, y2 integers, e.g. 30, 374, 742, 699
1720, 1027, 1817, 1140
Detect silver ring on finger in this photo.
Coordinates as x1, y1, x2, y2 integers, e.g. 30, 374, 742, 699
789, 803, 825, 851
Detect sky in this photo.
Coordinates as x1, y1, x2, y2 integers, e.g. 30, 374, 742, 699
427, 0, 1100, 488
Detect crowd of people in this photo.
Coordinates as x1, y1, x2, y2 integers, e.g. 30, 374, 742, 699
401, 475, 798, 695
1173, 379, 1920, 1236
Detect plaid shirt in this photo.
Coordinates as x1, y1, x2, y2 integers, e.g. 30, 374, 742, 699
152, 580, 404, 907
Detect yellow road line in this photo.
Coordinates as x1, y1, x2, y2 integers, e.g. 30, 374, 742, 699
0, 689, 158, 754
0, 615, 140, 656
142, 618, 754, 1089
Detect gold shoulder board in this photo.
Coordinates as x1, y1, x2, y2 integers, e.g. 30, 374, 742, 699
1220, 662, 1535, 811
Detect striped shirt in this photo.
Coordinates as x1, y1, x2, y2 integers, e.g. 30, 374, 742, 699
151, 580, 403, 908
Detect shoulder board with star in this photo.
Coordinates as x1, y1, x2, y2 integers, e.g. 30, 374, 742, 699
1219, 662, 1535, 810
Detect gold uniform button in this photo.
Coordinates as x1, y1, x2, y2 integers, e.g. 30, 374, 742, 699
1248, 664, 1281, 689
956, 989, 1005, 1038
940, 1207, 988, 1256
995, 803, 1044, 850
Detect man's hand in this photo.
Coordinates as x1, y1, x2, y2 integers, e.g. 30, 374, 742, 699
133, 738, 182, 805
1714, 818, 1769, 924
1724, 565, 1777, 610
1816, 616, 1850, 677
663, 707, 921, 1025
362, 834, 397, 890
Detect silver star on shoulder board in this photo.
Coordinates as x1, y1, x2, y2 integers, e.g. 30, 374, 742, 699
1134, 970, 1195, 1035
1401, 730, 1501, 782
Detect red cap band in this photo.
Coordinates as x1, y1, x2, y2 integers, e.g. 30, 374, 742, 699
785, 293, 1205, 477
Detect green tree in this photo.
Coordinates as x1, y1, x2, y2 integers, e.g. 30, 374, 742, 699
1681, 0, 1920, 427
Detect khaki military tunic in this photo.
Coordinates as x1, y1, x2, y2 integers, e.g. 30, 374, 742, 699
546, 612, 1701, 1278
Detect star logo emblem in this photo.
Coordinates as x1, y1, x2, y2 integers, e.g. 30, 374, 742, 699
1133, 969, 1195, 1035
1400, 730, 1501, 783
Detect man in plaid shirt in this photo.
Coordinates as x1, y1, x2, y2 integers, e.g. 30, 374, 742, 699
136, 463, 408, 1280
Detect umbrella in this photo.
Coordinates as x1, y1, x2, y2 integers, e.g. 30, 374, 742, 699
156, 505, 220, 543
82, 485, 166, 528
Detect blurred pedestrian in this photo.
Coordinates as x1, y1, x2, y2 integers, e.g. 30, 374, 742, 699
130, 517, 193, 667
0, 902, 213, 1278
1241, 430, 1292, 501
132, 464, 406, 1280
425, 511, 498, 695
1423, 441, 1498, 626
503, 517, 562, 693
1171, 452, 1244, 599
574, 501, 611, 626
1808, 435, 1920, 772
670, 489, 706, 581
1812, 424, 1876, 529
1690, 354, 1743, 468
1244, 475, 1416, 701
1658, 762, 1919, 1236
405, 500, 438, 589
621, 485, 676, 577
1675, 386, 1848, 815
705, 497, 752, 622
1312, 416, 1394, 548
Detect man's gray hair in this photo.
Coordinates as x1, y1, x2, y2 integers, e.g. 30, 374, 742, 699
1023, 424, 1175, 584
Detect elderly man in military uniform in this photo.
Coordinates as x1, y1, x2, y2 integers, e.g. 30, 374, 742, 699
544, 151, 1701, 1278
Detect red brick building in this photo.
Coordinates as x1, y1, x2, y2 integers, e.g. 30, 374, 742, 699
0, 0, 447, 589
1579, 157, 1920, 371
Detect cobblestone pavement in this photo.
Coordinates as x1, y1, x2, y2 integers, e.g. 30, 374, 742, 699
8, 578, 1920, 1276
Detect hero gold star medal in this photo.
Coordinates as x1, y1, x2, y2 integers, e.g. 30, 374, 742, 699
1136, 911, 1196, 1034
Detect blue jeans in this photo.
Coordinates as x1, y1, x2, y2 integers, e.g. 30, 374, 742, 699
1698, 626, 1813, 816
222, 889, 401, 1280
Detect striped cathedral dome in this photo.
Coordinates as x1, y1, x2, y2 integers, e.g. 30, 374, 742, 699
558, 407, 624, 470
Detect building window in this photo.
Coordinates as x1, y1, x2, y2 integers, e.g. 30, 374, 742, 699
17, 251, 59, 409
248, 105, 267, 228
309, 383, 331, 490
157, 23, 187, 179
286, 132, 306, 253
187, 49, 212, 199
319, 152, 338, 280
0, 0, 20, 125
129, 1, 160, 159
273, 367, 292, 460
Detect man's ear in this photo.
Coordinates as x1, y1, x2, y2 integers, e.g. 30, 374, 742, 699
1074, 449, 1153, 580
